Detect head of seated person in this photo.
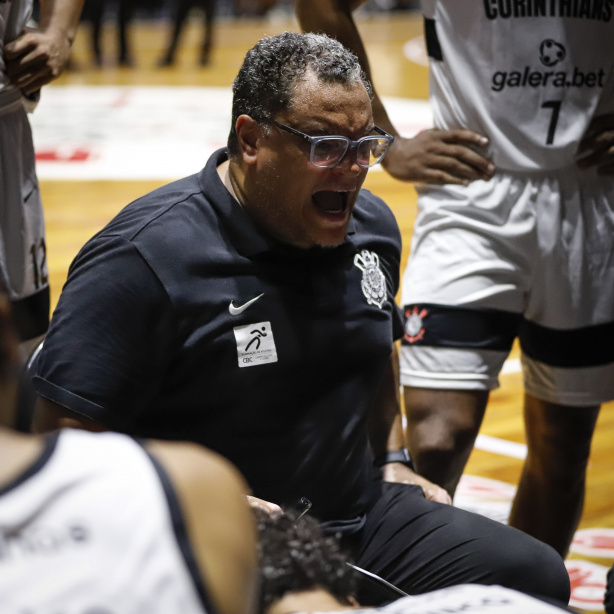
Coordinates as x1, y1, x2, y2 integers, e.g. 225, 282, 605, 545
254, 508, 358, 614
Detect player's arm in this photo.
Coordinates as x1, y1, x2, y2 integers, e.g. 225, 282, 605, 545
296, 0, 494, 185
577, 113, 614, 175
32, 397, 105, 433
4, 0, 84, 95
148, 441, 259, 614
367, 345, 451, 504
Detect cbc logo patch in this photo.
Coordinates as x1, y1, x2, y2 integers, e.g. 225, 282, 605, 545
233, 321, 278, 368
539, 39, 566, 66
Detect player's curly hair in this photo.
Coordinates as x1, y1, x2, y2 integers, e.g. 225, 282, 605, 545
228, 31, 372, 157
255, 508, 357, 614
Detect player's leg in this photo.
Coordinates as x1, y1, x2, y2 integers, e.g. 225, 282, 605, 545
0, 100, 50, 358
118, 0, 137, 66
349, 481, 570, 604
403, 387, 488, 494
400, 177, 531, 495
159, 0, 192, 67
199, 0, 216, 65
508, 394, 600, 558
512, 168, 614, 556
86, 0, 105, 66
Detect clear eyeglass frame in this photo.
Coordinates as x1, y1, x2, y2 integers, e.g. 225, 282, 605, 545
264, 118, 394, 169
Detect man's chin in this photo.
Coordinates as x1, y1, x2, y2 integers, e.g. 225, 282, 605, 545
311, 230, 349, 250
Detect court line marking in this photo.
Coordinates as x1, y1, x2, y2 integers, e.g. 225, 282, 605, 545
475, 434, 527, 459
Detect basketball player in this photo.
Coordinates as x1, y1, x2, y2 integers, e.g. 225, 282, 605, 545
1, 0, 83, 355
0, 293, 258, 614
297, 0, 614, 557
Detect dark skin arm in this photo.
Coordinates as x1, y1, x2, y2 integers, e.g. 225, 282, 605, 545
4, 0, 84, 95
296, 0, 495, 185
368, 345, 451, 504
148, 441, 259, 614
32, 397, 105, 433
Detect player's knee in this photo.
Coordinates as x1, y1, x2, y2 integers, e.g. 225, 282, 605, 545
487, 533, 570, 603
412, 418, 477, 464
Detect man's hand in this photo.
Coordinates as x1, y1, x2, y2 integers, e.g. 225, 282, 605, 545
382, 462, 452, 505
382, 129, 495, 185
4, 26, 73, 95
246, 495, 283, 515
577, 114, 614, 175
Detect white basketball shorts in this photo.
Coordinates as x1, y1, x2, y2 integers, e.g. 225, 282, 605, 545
0, 90, 49, 340
399, 167, 614, 407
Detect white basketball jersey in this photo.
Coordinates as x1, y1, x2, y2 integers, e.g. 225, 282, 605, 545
421, 0, 614, 170
0, 429, 213, 614
1, 0, 32, 93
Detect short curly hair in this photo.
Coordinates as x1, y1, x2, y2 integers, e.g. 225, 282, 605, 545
255, 509, 357, 614
228, 31, 372, 157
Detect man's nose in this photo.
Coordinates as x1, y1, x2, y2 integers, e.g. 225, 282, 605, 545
334, 146, 363, 174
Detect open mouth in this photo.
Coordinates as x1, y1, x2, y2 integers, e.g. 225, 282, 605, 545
311, 191, 349, 216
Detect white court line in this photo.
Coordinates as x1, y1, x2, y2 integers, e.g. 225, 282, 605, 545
501, 358, 521, 374
475, 434, 527, 459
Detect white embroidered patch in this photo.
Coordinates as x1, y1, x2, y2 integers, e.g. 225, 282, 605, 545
353, 250, 387, 309
233, 321, 278, 368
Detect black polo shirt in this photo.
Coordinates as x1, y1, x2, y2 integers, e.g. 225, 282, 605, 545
35, 149, 403, 522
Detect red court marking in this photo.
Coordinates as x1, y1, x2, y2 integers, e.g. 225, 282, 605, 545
572, 529, 614, 559
566, 559, 610, 611
36, 147, 93, 162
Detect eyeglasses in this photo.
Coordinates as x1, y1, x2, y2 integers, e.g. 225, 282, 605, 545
266, 118, 394, 169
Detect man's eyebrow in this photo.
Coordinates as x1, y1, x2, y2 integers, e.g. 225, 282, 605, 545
300, 123, 377, 138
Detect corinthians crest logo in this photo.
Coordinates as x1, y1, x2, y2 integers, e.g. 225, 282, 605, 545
354, 250, 387, 309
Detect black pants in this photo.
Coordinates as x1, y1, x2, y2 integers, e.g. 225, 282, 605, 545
605, 563, 614, 614
339, 481, 571, 606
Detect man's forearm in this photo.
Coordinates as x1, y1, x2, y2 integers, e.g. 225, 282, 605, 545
38, 0, 85, 43
367, 345, 405, 458
296, 0, 399, 137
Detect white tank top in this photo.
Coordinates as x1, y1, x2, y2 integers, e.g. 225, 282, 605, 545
0, 429, 214, 614
421, 0, 614, 171
1, 0, 32, 94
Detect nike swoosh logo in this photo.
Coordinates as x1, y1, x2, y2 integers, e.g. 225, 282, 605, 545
229, 293, 264, 316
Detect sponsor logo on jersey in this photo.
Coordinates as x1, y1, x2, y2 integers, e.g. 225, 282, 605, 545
0, 524, 89, 562
483, 0, 613, 22
403, 306, 428, 344
354, 250, 387, 309
491, 40, 606, 92
539, 39, 566, 66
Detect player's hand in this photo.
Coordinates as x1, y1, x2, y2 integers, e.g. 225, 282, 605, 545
381, 462, 452, 504
4, 26, 73, 95
246, 495, 283, 515
382, 129, 495, 185
577, 114, 614, 175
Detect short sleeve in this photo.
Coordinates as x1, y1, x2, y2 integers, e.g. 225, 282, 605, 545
34, 235, 176, 431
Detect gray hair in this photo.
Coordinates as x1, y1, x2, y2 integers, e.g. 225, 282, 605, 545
228, 31, 372, 157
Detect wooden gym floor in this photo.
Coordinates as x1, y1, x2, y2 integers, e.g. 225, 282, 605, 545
41, 9, 613, 610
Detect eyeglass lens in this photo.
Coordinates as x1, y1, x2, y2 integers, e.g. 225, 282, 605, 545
312, 136, 390, 168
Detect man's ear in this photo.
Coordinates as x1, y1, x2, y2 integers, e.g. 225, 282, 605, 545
235, 115, 261, 165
